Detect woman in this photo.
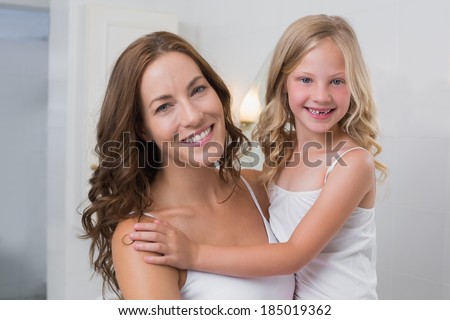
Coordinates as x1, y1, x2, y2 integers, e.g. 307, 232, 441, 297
81, 31, 294, 299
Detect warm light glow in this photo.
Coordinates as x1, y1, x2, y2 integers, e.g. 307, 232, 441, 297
240, 89, 261, 123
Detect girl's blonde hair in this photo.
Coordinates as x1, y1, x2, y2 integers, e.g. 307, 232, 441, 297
254, 14, 387, 185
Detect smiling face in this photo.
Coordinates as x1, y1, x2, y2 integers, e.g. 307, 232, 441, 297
285, 37, 351, 137
139, 52, 226, 168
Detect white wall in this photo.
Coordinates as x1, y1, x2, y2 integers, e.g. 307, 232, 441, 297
46, 0, 450, 299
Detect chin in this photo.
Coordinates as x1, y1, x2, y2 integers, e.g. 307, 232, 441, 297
197, 154, 223, 168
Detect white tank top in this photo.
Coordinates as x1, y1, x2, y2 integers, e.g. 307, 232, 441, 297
269, 147, 378, 299
144, 176, 295, 300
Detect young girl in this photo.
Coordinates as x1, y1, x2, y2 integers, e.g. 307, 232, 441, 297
81, 31, 294, 299
130, 15, 387, 299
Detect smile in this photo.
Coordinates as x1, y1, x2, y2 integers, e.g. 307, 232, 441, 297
306, 107, 333, 115
180, 125, 213, 144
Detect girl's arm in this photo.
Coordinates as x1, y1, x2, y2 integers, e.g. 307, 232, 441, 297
112, 217, 181, 299
131, 150, 375, 277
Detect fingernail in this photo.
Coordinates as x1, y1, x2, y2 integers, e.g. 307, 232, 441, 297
128, 232, 136, 239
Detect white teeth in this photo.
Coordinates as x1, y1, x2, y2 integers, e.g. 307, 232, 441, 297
182, 126, 211, 143
308, 108, 332, 115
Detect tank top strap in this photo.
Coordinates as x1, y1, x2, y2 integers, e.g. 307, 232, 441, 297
324, 147, 367, 184
129, 211, 157, 219
142, 212, 157, 219
240, 176, 268, 224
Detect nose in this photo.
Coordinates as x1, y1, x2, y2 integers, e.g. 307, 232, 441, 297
179, 100, 203, 128
311, 83, 331, 103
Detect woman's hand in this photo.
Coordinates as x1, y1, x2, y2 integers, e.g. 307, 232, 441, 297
129, 220, 198, 270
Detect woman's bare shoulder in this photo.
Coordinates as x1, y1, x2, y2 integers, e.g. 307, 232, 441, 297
241, 168, 263, 184
113, 215, 153, 245
111, 215, 181, 299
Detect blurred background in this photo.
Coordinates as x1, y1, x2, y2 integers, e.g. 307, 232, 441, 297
0, 0, 449, 299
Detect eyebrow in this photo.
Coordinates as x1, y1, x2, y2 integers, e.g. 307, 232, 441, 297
296, 71, 345, 77
149, 94, 172, 108
148, 75, 204, 108
187, 75, 203, 89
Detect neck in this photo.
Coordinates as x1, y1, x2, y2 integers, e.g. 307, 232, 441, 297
295, 127, 349, 154
151, 164, 235, 207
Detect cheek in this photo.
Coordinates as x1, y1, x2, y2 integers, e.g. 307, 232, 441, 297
287, 89, 306, 111
146, 112, 178, 139
212, 96, 225, 114
341, 92, 352, 109
332, 87, 351, 106
210, 97, 226, 126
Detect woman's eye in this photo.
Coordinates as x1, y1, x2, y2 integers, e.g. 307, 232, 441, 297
331, 79, 345, 85
192, 85, 206, 96
156, 103, 171, 113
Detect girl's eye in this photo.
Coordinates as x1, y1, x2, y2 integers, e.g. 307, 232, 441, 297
192, 85, 206, 96
331, 79, 345, 85
299, 77, 312, 84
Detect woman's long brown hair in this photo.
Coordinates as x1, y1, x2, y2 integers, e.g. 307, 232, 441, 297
80, 32, 249, 297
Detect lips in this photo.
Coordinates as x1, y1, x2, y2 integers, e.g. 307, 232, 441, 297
305, 107, 335, 118
306, 107, 333, 115
179, 125, 213, 145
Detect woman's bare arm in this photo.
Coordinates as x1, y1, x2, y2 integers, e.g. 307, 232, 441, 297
112, 217, 181, 299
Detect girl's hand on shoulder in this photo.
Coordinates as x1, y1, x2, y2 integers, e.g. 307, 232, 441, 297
129, 220, 197, 270
112, 218, 181, 299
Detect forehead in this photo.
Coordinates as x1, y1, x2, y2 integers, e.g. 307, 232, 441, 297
140, 52, 203, 104
303, 38, 344, 64
143, 51, 201, 82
